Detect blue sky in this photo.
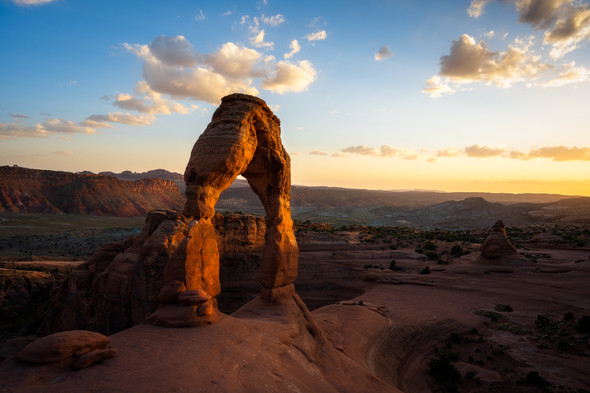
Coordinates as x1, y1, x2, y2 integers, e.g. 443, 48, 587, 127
1, 0, 590, 195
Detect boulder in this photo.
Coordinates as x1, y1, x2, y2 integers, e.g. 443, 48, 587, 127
16, 330, 109, 364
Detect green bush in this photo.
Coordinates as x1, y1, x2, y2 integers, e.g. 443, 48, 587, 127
420, 266, 431, 275
424, 241, 437, 250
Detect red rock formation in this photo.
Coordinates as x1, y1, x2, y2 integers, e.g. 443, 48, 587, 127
46, 210, 265, 335
0, 166, 184, 216
16, 330, 110, 364
480, 220, 521, 261
150, 93, 299, 326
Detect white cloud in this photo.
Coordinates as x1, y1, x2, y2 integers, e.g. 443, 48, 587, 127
467, 0, 493, 18
436, 148, 462, 157
0, 123, 49, 139
374, 45, 393, 61
42, 118, 95, 134
332, 153, 348, 158
204, 42, 262, 78
261, 14, 285, 26
310, 150, 329, 156
284, 40, 301, 59
86, 112, 156, 126
149, 35, 197, 67
512, 145, 590, 161
0, 118, 97, 139
124, 35, 317, 103
470, 0, 590, 58
306, 30, 327, 41
142, 59, 259, 103
423, 76, 457, 98
484, 30, 495, 38
342, 145, 380, 156
329, 109, 339, 116
222, 10, 233, 16
464, 144, 507, 157
11, 0, 56, 5
79, 119, 114, 129
380, 145, 401, 157
250, 30, 274, 48
422, 33, 590, 96
262, 60, 317, 94
113, 81, 191, 114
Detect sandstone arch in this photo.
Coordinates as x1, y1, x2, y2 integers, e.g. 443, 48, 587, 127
149, 94, 298, 326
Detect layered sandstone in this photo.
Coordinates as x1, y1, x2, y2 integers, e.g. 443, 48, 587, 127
47, 211, 264, 335
149, 93, 299, 326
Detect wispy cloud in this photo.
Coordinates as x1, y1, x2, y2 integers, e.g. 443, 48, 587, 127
86, 112, 156, 126
306, 30, 327, 41
1, 118, 96, 139
374, 45, 393, 61
9, 113, 29, 120
310, 150, 329, 156
11, 0, 56, 6
284, 40, 301, 59
464, 144, 507, 158
195, 9, 206, 21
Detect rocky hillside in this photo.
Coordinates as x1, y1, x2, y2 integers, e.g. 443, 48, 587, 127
0, 166, 184, 216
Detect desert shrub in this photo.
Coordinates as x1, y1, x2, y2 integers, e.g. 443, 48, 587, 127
363, 264, 372, 269
420, 266, 431, 275
389, 259, 401, 271
448, 333, 463, 344
415, 247, 424, 254
389, 244, 397, 250
535, 314, 551, 328
563, 312, 575, 321
474, 310, 502, 322
523, 371, 550, 389
428, 348, 461, 393
424, 241, 437, 250
426, 251, 439, 261
465, 371, 475, 380
577, 316, 590, 334
494, 304, 513, 312
450, 244, 463, 257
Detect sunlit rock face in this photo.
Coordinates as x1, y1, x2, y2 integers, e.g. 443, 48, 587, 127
149, 93, 299, 327
480, 220, 518, 260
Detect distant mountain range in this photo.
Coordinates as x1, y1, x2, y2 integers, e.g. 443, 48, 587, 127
2, 166, 589, 229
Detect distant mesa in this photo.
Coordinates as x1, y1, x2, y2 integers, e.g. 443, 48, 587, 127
0, 165, 184, 216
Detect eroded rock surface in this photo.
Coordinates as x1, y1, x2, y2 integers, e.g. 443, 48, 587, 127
16, 330, 109, 364
149, 93, 299, 326
47, 211, 264, 335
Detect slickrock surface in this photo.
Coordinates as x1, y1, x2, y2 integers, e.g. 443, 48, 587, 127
1, 296, 401, 393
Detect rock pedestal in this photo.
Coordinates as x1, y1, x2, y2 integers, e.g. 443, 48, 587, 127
148, 93, 299, 327
480, 220, 518, 259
